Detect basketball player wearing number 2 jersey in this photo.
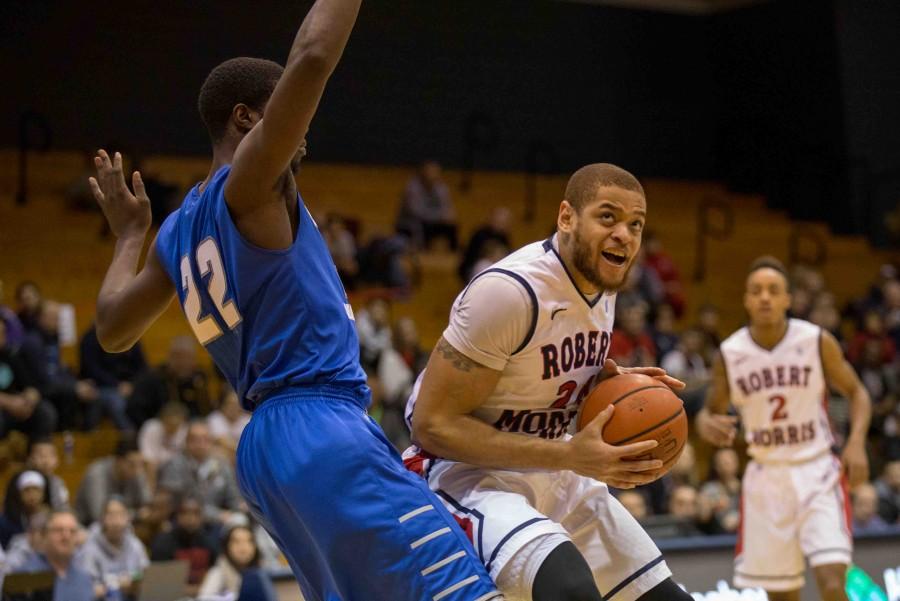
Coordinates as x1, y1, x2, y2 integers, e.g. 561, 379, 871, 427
696, 256, 871, 601
85, 2, 502, 600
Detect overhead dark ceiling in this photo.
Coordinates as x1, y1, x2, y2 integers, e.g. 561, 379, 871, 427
559, 0, 771, 15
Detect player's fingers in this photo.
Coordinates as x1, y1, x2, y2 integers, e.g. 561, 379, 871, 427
599, 358, 620, 378
113, 152, 129, 189
653, 374, 686, 391
622, 366, 666, 377
585, 404, 615, 433
98, 149, 112, 169
607, 480, 635, 490
613, 438, 658, 458
88, 177, 105, 204
132, 171, 149, 202
619, 458, 664, 473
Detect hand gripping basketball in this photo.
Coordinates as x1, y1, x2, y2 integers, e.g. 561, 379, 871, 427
568, 405, 664, 489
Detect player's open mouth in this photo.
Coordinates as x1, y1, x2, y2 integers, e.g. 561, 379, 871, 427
601, 249, 627, 266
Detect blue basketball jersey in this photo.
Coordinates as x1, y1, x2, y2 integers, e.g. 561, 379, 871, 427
155, 165, 366, 410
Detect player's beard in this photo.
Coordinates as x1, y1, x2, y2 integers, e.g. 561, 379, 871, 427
571, 226, 633, 292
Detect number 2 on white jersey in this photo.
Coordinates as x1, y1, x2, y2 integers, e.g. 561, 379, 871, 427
180, 238, 242, 345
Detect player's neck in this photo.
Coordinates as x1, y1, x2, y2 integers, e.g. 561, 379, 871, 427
554, 235, 601, 297
202, 143, 239, 193
748, 319, 789, 350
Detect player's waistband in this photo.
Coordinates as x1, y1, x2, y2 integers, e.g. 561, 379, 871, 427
255, 383, 370, 411
749, 448, 834, 467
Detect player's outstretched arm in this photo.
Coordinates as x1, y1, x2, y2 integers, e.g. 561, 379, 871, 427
821, 330, 871, 487
412, 338, 663, 489
695, 352, 738, 447
225, 0, 362, 215
90, 150, 175, 352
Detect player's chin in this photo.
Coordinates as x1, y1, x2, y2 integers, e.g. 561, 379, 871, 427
595, 264, 629, 290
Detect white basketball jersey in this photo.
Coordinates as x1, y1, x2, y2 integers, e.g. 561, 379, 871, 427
406, 237, 616, 441
720, 318, 834, 463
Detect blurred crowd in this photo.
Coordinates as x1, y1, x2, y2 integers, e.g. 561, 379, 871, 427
1, 160, 898, 599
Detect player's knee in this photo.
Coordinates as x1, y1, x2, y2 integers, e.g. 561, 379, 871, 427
635, 577, 693, 601
532, 542, 602, 601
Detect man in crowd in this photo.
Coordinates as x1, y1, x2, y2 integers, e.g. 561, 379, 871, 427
74, 438, 150, 525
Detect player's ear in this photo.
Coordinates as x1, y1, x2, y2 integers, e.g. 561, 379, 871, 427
232, 104, 261, 135
558, 200, 576, 235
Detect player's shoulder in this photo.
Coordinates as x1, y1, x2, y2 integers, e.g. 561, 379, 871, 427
720, 325, 751, 351
785, 317, 820, 341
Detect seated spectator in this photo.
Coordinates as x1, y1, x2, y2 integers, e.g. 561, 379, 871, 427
127, 336, 210, 427
14, 281, 43, 334
882, 278, 900, 349
660, 328, 710, 415
642, 231, 686, 318
198, 525, 261, 599
207, 389, 250, 459
8, 438, 70, 511
874, 460, 900, 524
617, 490, 649, 522
697, 449, 741, 534
696, 303, 722, 365
356, 234, 413, 291
150, 495, 218, 595
322, 213, 359, 290
468, 240, 510, 281
395, 160, 458, 251
80, 497, 149, 600
0, 320, 58, 440
74, 438, 150, 526
392, 317, 428, 377
79, 323, 147, 432
0, 279, 25, 350
458, 207, 512, 282
0, 471, 53, 548
789, 286, 814, 320
667, 485, 703, 537
355, 297, 393, 371
139, 401, 189, 477
650, 304, 679, 363
609, 302, 656, 368
133, 488, 175, 549
9, 510, 96, 601
158, 421, 243, 525
5, 510, 48, 572
852, 483, 893, 534
848, 310, 896, 368
809, 295, 843, 343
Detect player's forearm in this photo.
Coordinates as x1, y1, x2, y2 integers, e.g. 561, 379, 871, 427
96, 235, 146, 351
287, 0, 362, 71
415, 414, 573, 472
846, 385, 871, 446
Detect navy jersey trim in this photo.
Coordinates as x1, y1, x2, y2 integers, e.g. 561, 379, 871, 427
542, 237, 603, 308
602, 555, 665, 600
436, 489, 487, 563
484, 517, 549, 573
466, 268, 538, 356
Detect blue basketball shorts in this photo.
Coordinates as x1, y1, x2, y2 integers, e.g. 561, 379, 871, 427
236, 385, 501, 601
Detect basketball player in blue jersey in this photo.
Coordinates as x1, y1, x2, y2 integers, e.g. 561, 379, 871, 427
86, 2, 501, 600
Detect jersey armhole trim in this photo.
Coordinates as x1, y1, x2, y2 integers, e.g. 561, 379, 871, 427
466, 268, 538, 356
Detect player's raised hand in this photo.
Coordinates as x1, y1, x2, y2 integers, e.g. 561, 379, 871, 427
598, 358, 686, 392
841, 441, 869, 488
89, 149, 151, 240
568, 404, 664, 489
696, 409, 737, 447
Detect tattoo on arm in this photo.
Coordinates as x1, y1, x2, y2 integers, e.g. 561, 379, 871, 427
436, 339, 481, 373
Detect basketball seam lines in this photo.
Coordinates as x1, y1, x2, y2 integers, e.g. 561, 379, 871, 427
609, 385, 670, 406
607, 407, 684, 445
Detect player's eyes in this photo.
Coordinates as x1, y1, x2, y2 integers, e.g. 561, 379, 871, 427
631, 220, 644, 231
599, 212, 616, 223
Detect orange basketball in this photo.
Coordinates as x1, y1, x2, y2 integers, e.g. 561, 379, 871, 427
577, 373, 687, 469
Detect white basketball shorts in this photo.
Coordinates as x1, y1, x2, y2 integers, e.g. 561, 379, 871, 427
734, 452, 853, 592
422, 458, 671, 601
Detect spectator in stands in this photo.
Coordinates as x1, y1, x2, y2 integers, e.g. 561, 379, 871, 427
609, 302, 656, 368
158, 421, 243, 525
468, 240, 511, 281
20, 300, 99, 431
395, 160, 458, 251
10, 510, 96, 601
0, 279, 25, 350
0, 471, 53, 547
133, 488, 175, 549
661, 328, 710, 415
789, 287, 813, 320
668, 485, 703, 537
127, 336, 210, 427
642, 231, 686, 318
138, 401, 189, 479
79, 323, 147, 432
322, 213, 359, 290
875, 461, 900, 524
0, 320, 58, 440
651, 304, 679, 364
74, 437, 150, 526
881, 278, 900, 349
696, 303, 722, 365
392, 317, 428, 377
207, 388, 250, 458
458, 207, 512, 282
19, 437, 69, 510
617, 491, 649, 522
809, 295, 843, 343
150, 495, 218, 595
198, 525, 262, 599
355, 297, 393, 371
848, 310, 896, 368
697, 449, 741, 534
80, 496, 149, 599
616, 248, 665, 314
357, 233, 413, 291
14, 281, 42, 334
852, 483, 892, 534
4, 510, 48, 572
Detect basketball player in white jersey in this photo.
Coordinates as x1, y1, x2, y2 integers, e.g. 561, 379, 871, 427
404, 164, 693, 601
696, 256, 871, 601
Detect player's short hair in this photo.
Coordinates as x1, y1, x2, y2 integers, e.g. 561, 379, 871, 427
564, 163, 645, 212
198, 57, 284, 143
748, 255, 790, 289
